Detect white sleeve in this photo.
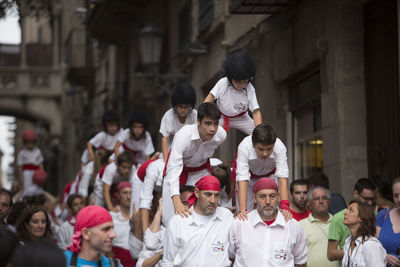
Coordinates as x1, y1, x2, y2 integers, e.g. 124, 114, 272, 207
118, 129, 130, 143
36, 149, 44, 164
89, 132, 105, 148
78, 162, 94, 197
56, 224, 71, 251
131, 175, 143, 210
363, 240, 387, 267
140, 168, 158, 210
247, 83, 260, 112
101, 164, 116, 185
235, 141, 251, 182
128, 234, 144, 259
143, 132, 155, 156
274, 139, 289, 178
228, 221, 237, 260
159, 111, 172, 137
293, 223, 308, 265
209, 78, 225, 99
164, 129, 191, 197
143, 228, 163, 251
17, 151, 24, 166
160, 220, 179, 267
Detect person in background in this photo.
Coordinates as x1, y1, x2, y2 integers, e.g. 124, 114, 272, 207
300, 186, 339, 267
289, 179, 310, 221
327, 178, 376, 262
0, 188, 12, 227
0, 228, 19, 267
371, 174, 395, 211
376, 177, 400, 267
16, 206, 53, 244
342, 200, 386, 266
57, 194, 85, 250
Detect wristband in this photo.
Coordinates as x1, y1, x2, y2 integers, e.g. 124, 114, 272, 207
280, 200, 291, 211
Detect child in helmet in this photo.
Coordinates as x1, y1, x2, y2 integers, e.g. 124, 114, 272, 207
159, 83, 197, 160
87, 110, 123, 161
17, 130, 44, 191
204, 50, 262, 135
113, 110, 155, 166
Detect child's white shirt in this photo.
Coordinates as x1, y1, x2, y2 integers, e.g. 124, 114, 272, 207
210, 77, 260, 116
17, 147, 43, 166
89, 129, 124, 151
159, 108, 198, 147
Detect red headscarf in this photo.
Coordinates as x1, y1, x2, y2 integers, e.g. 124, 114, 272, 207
253, 177, 278, 194
68, 205, 113, 253
117, 181, 132, 192
187, 175, 221, 206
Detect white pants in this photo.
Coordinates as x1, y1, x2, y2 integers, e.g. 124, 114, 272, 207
93, 177, 105, 207
220, 113, 255, 135
162, 168, 211, 225
78, 161, 94, 197
22, 170, 35, 191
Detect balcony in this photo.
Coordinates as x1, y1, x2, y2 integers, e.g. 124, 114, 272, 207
229, 0, 298, 14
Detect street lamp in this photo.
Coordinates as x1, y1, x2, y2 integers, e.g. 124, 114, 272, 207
139, 24, 163, 66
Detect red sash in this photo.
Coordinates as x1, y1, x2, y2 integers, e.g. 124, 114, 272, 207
231, 152, 277, 206
122, 143, 140, 165
220, 111, 247, 132
112, 246, 136, 267
163, 149, 211, 187
23, 164, 39, 170
137, 159, 157, 182
99, 165, 107, 179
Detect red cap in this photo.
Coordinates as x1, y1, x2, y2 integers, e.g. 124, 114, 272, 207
187, 175, 221, 206
33, 169, 47, 186
22, 130, 37, 142
253, 177, 278, 194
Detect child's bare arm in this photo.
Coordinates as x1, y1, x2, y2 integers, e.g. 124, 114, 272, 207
161, 137, 169, 162
203, 93, 215, 103
114, 141, 121, 158
252, 108, 262, 126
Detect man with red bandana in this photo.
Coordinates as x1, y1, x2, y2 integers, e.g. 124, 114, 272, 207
65, 205, 121, 266
229, 178, 308, 267
161, 175, 233, 267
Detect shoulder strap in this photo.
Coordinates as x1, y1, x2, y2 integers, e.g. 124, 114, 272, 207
69, 252, 78, 267
109, 257, 121, 267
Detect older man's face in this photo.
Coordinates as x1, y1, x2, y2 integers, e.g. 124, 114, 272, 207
310, 188, 329, 214
254, 188, 278, 220
86, 221, 116, 254
0, 193, 11, 220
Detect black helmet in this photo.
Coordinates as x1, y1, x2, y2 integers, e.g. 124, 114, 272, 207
128, 110, 149, 129
171, 83, 197, 108
102, 110, 120, 128
224, 50, 256, 81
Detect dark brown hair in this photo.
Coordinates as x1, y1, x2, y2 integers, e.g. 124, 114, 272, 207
16, 206, 52, 243
349, 200, 376, 243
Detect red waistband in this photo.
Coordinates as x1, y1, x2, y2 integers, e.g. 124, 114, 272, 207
112, 246, 136, 266
122, 143, 140, 155
23, 164, 40, 170
179, 159, 211, 187
220, 110, 247, 119
220, 111, 247, 132
249, 168, 276, 179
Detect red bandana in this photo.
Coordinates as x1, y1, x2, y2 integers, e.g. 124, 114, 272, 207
187, 175, 221, 206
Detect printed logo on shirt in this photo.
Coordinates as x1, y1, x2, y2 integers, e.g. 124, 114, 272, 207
234, 102, 248, 112
211, 241, 225, 253
274, 248, 289, 260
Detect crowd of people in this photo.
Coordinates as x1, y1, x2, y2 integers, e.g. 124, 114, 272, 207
0, 50, 399, 267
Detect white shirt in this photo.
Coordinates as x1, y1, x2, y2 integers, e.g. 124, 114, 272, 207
140, 159, 165, 210
136, 227, 165, 267
80, 149, 90, 164
342, 236, 387, 267
89, 129, 123, 151
159, 108, 198, 147
164, 124, 226, 196
236, 136, 289, 182
101, 162, 132, 186
110, 209, 143, 258
57, 217, 75, 250
229, 209, 308, 267
17, 147, 43, 166
161, 207, 233, 267
210, 77, 260, 116
117, 129, 155, 165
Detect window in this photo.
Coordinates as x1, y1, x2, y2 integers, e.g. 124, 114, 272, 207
179, 2, 192, 47
198, 0, 214, 32
290, 72, 323, 179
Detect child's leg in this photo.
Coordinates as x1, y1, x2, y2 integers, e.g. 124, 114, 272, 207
23, 170, 34, 191
161, 183, 175, 225
247, 179, 257, 211
229, 114, 255, 135
93, 179, 105, 207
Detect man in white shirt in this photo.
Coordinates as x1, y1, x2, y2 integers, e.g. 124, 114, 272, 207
234, 123, 290, 219
229, 177, 308, 267
94, 151, 135, 210
110, 182, 143, 267
57, 193, 85, 250
161, 175, 233, 267
300, 187, 339, 267
162, 102, 227, 224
